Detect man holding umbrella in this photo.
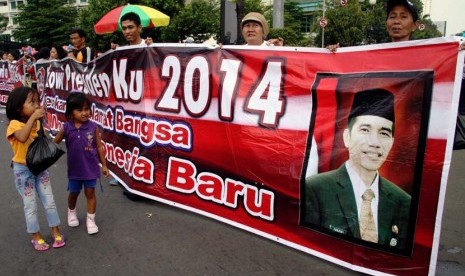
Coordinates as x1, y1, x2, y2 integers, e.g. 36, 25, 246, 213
107, 11, 152, 188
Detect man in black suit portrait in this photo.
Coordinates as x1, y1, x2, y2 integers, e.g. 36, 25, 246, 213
303, 88, 411, 250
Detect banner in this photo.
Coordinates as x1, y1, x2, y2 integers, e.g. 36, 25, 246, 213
38, 37, 464, 275
0, 58, 26, 106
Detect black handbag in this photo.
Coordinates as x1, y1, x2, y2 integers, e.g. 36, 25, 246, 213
26, 120, 65, 175
454, 114, 465, 150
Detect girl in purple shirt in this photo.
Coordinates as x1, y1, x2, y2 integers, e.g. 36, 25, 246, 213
54, 92, 109, 234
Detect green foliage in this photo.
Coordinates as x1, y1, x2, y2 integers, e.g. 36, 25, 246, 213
413, 16, 443, 40
243, 0, 269, 16
12, 0, 77, 48
268, 1, 306, 46
79, 0, 128, 51
139, 0, 185, 42
80, 0, 183, 51
160, 0, 220, 43
312, 1, 367, 47
9, 0, 446, 51
0, 15, 8, 33
269, 27, 311, 47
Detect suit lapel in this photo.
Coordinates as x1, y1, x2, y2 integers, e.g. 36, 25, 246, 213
378, 178, 395, 244
335, 166, 360, 238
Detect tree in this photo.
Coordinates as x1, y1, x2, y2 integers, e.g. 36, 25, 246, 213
160, 0, 220, 43
312, 1, 368, 47
12, 0, 77, 47
413, 15, 443, 40
243, 0, 269, 15
268, 1, 308, 46
144, 0, 185, 42
79, 0, 129, 52
310, 0, 442, 48
0, 15, 8, 33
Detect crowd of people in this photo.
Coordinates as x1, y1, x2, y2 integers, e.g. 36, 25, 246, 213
4, 0, 464, 252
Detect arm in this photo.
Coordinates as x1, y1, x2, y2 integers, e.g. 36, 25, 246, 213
53, 127, 65, 144
267, 37, 284, 46
326, 43, 340, 53
96, 128, 109, 177
13, 108, 45, 143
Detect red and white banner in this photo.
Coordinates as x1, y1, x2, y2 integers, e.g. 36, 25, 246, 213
37, 37, 463, 275
0, 59, 26, 106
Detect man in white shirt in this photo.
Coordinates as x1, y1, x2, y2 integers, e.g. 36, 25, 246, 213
120, 12, 146, 46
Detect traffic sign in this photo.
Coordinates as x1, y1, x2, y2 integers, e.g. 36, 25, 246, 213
319, 18, 328, 28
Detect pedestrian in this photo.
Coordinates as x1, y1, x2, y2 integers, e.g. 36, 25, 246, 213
327, 0, 465, 50
1, 51, 8, 61
241, 12, 284, 46
385, 0, 419, 42
50, 45, 67, 60
53, 92, 109, 234
5, 86, 65, 251
67, 28, 94, 62
120, 12, 154, 46
327, 0, 418, 52
35, 47, 51, 62
7, 51, 17, 63
121, 12, 145, 46
240, 12, 318, 176
107, 12, 149, 188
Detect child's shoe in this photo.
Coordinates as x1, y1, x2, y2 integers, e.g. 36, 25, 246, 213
86, 213, 99, 234
68, 208, 79, 227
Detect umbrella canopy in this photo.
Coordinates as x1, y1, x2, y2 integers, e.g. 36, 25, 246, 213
94, 4, 170, 35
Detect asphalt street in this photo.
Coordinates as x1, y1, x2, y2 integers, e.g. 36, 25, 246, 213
0, 110, 464, 276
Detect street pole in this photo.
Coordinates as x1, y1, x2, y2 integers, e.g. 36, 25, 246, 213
273, 0, 284, 28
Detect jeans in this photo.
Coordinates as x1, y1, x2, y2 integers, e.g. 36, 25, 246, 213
13, 163, 61, 233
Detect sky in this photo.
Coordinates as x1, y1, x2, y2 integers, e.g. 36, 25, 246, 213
430, 0, 465, 36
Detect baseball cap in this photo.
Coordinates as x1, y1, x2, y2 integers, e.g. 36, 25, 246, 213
241, 12, 269, 37
386, 0, 419, 22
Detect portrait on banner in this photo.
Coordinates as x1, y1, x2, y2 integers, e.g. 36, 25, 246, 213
300, 71, 434, 255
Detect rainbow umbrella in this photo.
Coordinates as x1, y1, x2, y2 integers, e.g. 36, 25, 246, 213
94, 4, 170, 35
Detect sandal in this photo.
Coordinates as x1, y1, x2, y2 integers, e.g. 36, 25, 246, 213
31, 239, 50, 251
52, 234, 66, 248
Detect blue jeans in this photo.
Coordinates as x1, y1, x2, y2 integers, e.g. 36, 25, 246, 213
13, 163, 61, 233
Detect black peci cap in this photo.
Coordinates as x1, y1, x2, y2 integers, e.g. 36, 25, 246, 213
349, 89, 395, 123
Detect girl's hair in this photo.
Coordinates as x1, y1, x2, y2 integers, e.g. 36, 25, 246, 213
6, 86, 39, 121
65, 92, 91, 120
51, 45, 67, 60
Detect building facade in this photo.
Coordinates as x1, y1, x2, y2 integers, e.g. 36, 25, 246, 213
421, 0, 432, 16
294, 0, 323, 33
